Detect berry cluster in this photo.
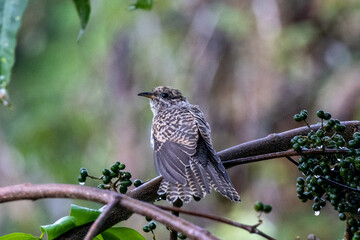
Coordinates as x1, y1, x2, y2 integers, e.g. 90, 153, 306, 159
292, 110, 360, 237
78, 162, 144, 194
143, 216, 157, 233
254, 201, 272, 213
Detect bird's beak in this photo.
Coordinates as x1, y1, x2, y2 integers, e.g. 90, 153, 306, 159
138, 92, 155, 99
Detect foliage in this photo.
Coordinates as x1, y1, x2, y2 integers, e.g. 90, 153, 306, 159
0, 204, 145, 240
292, 110, 360, 238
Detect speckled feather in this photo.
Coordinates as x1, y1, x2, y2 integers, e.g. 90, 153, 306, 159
141, 86, 241, 203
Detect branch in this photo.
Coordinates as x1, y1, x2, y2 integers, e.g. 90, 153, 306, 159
158, 205, 276, 240
218, 121, 360, 161
223, 148, 349, 168
0, 183, 219, 240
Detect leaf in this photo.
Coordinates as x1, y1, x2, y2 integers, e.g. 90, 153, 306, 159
40, 204, 102, 240
100, 227, 146, 240
0, 233, 41, 240
72, 0, 91, 40
129, 0, 153, 11
40, 216, 77, 240
69, 204, 102, 225
0, 0, 29, 105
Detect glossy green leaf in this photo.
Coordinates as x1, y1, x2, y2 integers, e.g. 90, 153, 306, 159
0, 0, 28, 106
40, 216, 77, 240
0, 233, 40, 240
69, 204, 102, 225
40, 204, 102, 240
100, 227, 146, 240
129, 0, 153, 11
72, 0, 91, 40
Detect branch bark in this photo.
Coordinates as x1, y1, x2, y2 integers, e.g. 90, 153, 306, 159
0, 183, 218, 240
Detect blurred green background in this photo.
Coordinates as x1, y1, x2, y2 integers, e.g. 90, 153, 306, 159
1, 0, 360, 239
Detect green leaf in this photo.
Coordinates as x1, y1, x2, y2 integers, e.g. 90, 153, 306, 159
0, 233, 41, 240
40, 216, 77, 240
0, 0, 29, 105
72, 0, 91, 40
100, 227, 146, 240
40, 204, 102, 240
69, 204, 102, 225
129, 0, 153, 11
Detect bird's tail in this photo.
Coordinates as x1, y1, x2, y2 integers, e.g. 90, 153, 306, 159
158, 163, 240, 203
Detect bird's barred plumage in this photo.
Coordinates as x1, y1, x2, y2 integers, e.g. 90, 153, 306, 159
138, 86, 240, 203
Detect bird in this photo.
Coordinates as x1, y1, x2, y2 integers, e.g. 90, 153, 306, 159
138, 86, 241, 203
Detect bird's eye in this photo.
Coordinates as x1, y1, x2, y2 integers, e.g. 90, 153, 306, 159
161, 92, 169, 98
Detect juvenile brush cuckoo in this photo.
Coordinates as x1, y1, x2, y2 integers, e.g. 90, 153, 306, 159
138, 86, 240, 203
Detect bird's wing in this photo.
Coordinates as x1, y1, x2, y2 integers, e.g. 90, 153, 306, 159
190, 105, 231, 183
152, 108, 199, 184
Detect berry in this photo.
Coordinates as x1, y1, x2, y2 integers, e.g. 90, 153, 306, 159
339, 213, 346, 221
143, 225, 150, 233
110, 164, 119, 173
123, 171, 132, 179
102, 175, 111, 184
294, 114, 303, 122
254, 201, 264, 212
148, 221, 157, 230
119, 163, 126, 170
79, 168, 88, 178
134, 179, 143, 187
323, 112, 331, 120
317, 110, 325, 119
145, 216, 152, 222
119, 185, 128, 194
97, 184, 105, 189
121, 179, 132, 187
263, 204, 272, 213
102, 169, 110, 176
178, 233, 187, 239
78, 175, 86, 183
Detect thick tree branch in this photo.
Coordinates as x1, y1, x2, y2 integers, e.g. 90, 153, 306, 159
0, 183, 219, 240
218, 121, 360, 161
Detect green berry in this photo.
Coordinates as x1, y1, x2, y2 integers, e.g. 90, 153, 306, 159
80, 168, 88, 178
119, 185, 128, 194
102, 175, 111, 184
323, 112, 331, 120
134, 179, 143, 187
254, 201, 264, 212
339, 213, 346, 221
294, 114, 303, 122
178, 233, 187, 239
143, 225, 150, 233
123, 171, 132, 179
97, 184, 105, 189
110, 164, 119, 173
115, 161, 121, 166
78, 175, 86, 183
102, 169, 111, 176
317, 110, 325, 119
145, 216, 152, 222
121, 179, 132, 187
149, 220, 157, 230
263, 204, 272, 213
119, 163, 126, 170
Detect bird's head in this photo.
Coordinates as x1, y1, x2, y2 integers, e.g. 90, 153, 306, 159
138, 86, 188, 115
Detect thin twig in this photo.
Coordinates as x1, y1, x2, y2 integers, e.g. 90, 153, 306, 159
223, 148, 349, 168
84, 196, 120, 240
158, 205, 276, 240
